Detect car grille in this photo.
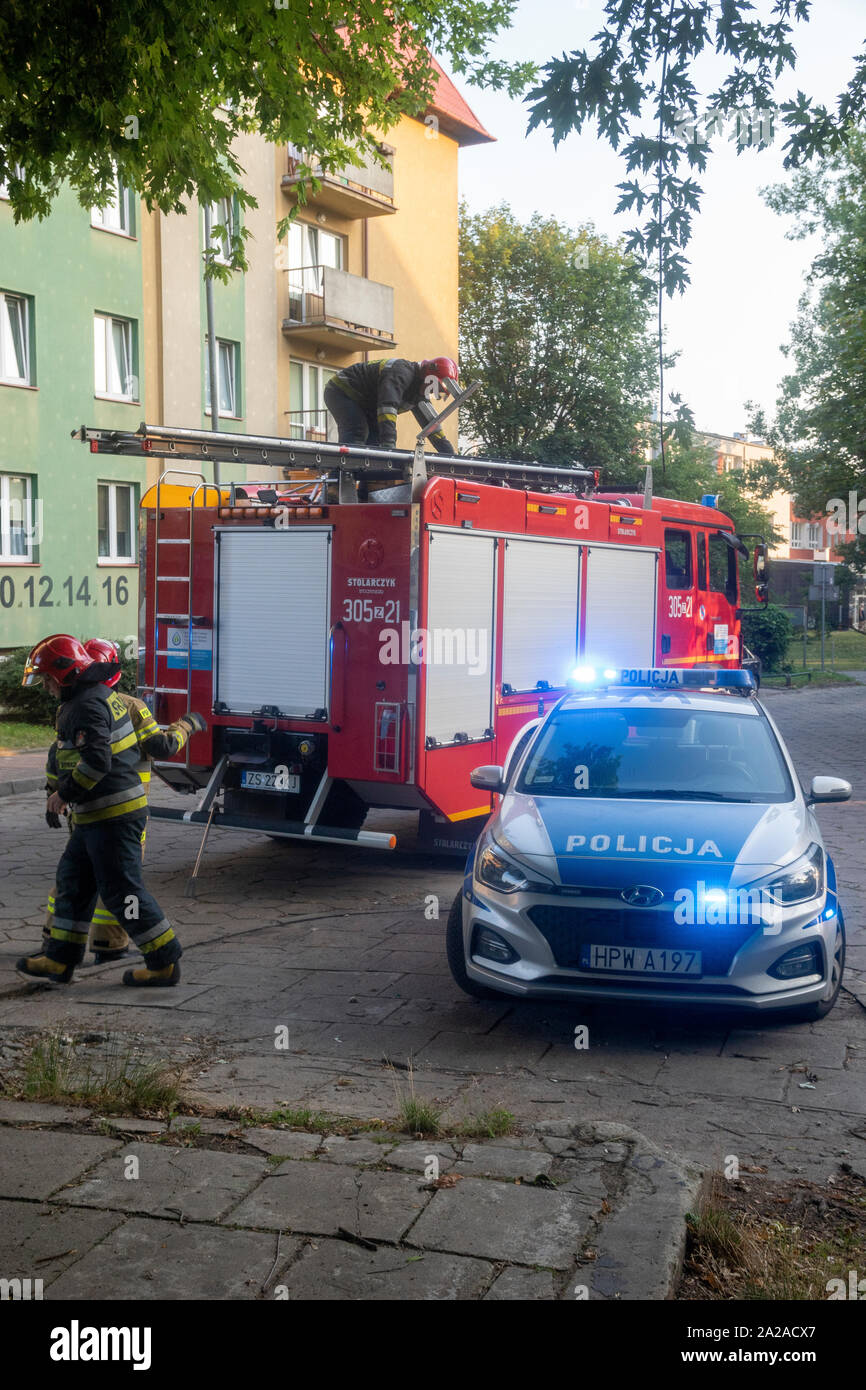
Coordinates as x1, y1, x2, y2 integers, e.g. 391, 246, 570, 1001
526, 904, 758, 976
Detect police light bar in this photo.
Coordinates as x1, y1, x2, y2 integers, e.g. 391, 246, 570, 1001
568, 666, 756, 692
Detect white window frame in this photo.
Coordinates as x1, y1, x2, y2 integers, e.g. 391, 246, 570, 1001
791, 522, 805, 547
91, 170, 133, 236
288, 358, 336, 439
287, 223, 344, 313
205, 337, 240, 418
97, 482, 135, 563
0, 291, 31, 386
0, 472, 34, 562
205, 197, 236, 266
94, 314, 136, 400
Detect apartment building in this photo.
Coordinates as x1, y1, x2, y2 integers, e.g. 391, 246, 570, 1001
0, 60, 492, 648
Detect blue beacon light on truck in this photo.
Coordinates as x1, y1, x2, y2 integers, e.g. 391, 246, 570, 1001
567, 666, 756, 691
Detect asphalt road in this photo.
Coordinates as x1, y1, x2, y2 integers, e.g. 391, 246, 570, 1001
1, 683, 864, 1184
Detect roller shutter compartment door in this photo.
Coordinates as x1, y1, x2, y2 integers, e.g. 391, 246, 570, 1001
583, 547, 657, 669
424, 531, 496, 745
215, 529, 331, 716
502, 539, 580, 692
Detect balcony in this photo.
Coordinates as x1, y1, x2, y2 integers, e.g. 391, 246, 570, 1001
282, 265, 396, 350
286, 408, 338, 444
281, 145, 395, 219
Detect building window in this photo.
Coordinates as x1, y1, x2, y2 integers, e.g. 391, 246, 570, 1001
287, 222, 344, 320
205, 338, 240, 418
98, 482, 134, 562
288, 359, 336, 440
0, 473, 34, 561
94, 314, 137, 399
0, 291, 32, 385
91, 171, 134, 235
791, 521, 823, 549
0, 164, 25, 199
809, 523, 823, 548
204, 197, 237, 266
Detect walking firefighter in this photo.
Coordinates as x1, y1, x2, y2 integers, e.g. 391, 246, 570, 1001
17, 634, 204, 987
42, 638, 206, 964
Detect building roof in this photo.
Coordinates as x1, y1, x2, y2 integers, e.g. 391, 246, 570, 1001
422, 54, 495, 147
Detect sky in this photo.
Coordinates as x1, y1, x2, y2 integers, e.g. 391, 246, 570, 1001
456, 0, 866, 437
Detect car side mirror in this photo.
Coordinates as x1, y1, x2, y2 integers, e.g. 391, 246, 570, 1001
470, 764, 506, 794
753, 543, 769, 605
807, 776, 852, 805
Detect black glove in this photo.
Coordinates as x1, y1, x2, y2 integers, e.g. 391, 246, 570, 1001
45, 809, 62, 829
181, 711, 208, 735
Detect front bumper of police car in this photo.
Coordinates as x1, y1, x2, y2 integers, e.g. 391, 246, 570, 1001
460, 831, 843, 1012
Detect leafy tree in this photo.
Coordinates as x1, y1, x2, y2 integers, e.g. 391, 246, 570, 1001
458, 203, 658, 473
750, 132, 866, 573
0, 1, 532, 275
525, 0, 865, 297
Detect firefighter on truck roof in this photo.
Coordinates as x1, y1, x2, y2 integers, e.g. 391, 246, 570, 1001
42, 638, 207, 965
17, 635, 204, 988
323, 356, 458, 455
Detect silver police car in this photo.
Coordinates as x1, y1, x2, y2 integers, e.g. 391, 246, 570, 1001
447, 667, 850, 1019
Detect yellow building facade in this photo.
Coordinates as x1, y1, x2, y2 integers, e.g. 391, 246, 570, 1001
139, 63, 493, 488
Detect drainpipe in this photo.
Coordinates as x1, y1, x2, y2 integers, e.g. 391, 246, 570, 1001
203, 202, 221, 487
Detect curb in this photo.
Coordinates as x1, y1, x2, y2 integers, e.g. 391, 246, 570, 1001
553, 1121, 705, 1300
0, 776, 44, 798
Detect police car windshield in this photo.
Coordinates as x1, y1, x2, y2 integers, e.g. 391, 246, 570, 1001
517, 706, 794, 803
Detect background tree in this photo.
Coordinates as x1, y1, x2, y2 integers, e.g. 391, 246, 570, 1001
750, 131, 866, 573
0, 0, 532, 275
525, 0, 865, 297
458, 203, 658, 473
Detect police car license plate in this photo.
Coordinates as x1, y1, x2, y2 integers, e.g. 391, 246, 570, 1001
240, 770, 300, 793
579, 945, 702, 975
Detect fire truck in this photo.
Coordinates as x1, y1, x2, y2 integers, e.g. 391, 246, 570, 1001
75, 411, 767, 871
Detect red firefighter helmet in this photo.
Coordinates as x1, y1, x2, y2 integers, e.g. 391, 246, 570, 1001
22, 634, 93, 688
84, 637, 122, 688
419, 357, 459, 386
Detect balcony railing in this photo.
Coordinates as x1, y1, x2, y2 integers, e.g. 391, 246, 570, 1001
282, 144, 395, 218
283, 265, 396, 349
287, 409, 338, 444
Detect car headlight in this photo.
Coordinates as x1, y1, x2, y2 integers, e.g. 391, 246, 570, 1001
476, 837, 552, 894
763, 844, 824, 907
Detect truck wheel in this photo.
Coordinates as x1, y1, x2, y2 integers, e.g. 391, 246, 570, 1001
445, 893, 503, 1000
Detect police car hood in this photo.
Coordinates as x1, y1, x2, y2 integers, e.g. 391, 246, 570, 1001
495, 793, 810, 892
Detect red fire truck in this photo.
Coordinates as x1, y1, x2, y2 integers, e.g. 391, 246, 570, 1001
75, 418, 767, 865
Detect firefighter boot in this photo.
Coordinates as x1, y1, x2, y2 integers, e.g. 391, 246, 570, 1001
122, 962, 181, 988
16, 955, 75, 985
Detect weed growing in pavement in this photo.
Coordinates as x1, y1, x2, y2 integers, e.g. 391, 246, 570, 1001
452, 1107, 517, 1140
387, 1061, 442, 1136
20, 1031, 182, 1116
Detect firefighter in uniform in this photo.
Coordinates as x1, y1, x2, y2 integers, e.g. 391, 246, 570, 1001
17, 635, 197, 987
42, 638, 206, 964
323, 357, 459, 455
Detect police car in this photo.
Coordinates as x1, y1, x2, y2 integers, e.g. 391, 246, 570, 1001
447, 667, 850, 1019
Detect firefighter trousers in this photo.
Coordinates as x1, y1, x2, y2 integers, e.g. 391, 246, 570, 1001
324, 381, 380, 447
45, 825, 147, 952
47, 813, 180, 970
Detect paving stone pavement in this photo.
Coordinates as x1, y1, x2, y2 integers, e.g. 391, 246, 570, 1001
0, 683, 864, 1297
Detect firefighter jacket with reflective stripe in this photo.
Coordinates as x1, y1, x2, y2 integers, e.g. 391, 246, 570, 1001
46, 693, 191, 794
48, 678, 147, 824
330, 358, 454, 455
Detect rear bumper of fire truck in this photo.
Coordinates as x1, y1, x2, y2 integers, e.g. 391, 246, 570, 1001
459, 887, 839, 1012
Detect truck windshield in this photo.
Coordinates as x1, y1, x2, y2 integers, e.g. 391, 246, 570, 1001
517, 706, 794, 803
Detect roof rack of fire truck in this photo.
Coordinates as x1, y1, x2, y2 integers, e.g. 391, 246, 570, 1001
72, 421, 598, 499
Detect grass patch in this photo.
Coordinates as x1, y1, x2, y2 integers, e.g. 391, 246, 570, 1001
785, 626, 866, 671
19, 1032, 182, 1116
387, 1061, 443, 1137
681, 1171, 866, 1300
762, 670, 854, 690
452, 1108, 518, 1140
0, 719, 52, 752
246, 1105, 388, 1136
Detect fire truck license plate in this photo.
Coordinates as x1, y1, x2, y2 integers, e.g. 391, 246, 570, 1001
241, 770, 300, 793
579, 945, 702, 975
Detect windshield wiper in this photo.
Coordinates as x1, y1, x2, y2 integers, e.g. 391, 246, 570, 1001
603, 789, 751, 802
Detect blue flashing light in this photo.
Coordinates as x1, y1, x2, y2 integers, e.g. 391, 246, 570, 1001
824, 906, 836, 920
701, 494, 720, 508
567, 666, 757, 693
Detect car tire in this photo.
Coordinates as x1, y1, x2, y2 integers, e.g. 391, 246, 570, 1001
785, 918, 845, 1022
445, 893, 503, 1000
